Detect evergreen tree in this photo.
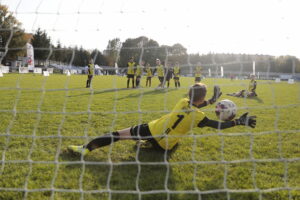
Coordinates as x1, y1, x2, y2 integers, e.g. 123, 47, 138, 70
31, 28, 51, 65
0, 4, 27, 64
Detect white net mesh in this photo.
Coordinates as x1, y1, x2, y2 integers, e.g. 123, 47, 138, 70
0, 1, 300, 200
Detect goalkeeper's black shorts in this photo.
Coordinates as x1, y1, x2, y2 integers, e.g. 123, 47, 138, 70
130, 123, 164, 151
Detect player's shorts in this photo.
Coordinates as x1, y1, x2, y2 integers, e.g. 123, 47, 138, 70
130, 124, 164, 151
127, 74, 134, 78
146, 76, 152, 80
158, 76, 164, 83
136, 75, 141, 79
165, 75, 172, 81
247, 91, 257, 97
173, 77, 179, 80
195, 77, 201, 82
88, 75, 93, 79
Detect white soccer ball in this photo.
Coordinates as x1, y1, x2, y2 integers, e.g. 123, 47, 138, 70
215, 99, 237, 121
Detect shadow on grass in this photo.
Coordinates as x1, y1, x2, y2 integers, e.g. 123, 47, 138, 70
249, 97, 264, 103
59, 143, 177, 163
67, 87, 178, 99
117, 88, 178, 100
67, 88, 130, 97
59, 148, 84, 162
59, 146, 177, 197
226, 95, 264, 103
59, 146, 239, 200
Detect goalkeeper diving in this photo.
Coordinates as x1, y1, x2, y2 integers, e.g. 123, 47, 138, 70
68, 84, 256, 155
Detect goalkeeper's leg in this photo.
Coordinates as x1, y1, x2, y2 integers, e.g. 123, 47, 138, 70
68, 128, 132, 155
67, 123, 166, 155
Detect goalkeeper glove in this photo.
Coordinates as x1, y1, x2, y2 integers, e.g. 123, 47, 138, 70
208, 85, 222, 104
235, 112, 257, 128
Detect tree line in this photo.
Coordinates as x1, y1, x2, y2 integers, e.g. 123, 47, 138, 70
0, 4, 299, 74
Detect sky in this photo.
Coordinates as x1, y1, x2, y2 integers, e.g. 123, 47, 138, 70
2, 0, 300, 58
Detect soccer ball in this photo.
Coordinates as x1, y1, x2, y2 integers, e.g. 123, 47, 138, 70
215, 99, 237, 121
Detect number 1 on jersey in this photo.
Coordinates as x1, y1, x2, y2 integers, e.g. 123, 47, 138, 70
172, 115, 184, 129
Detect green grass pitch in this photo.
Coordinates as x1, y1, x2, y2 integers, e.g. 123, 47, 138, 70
0, 73, 299, 200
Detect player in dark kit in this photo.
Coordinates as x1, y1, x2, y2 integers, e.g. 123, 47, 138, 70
86, 58, 94, 88
68, 84, 256, 155
165, 63, 173, 88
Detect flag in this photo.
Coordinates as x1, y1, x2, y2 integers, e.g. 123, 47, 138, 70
220, 66, 224, 77
115, 62, 119, 74
26, 43, 34, 70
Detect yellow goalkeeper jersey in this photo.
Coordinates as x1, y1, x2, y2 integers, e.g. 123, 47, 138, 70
156, 65, 164, 77
88, 64, 94, 75
248, 79, 257, 92
136, 65, 143, 76
174, 66, 180, 77
127, 62, 135, 75
148, 98, 206, 150
146, 67, 152, 77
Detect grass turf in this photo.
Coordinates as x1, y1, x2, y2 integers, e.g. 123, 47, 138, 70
0, 73, 299, 200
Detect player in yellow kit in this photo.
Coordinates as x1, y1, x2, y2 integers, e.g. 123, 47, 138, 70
195, 66, 202, 83
173, 62, 181, 88
68, 84, 256, 155
227, 74, 258, 97
127, 57, 136, 88
247, 74, 258, 96
135, 60, 144, 88
145, 63, 152, 87
155, 58, 165, 88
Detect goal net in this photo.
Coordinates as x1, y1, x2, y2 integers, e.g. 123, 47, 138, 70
0, 1, 300, 200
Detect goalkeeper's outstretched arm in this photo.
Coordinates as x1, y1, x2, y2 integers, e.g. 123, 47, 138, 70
198, 112, 257, 129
